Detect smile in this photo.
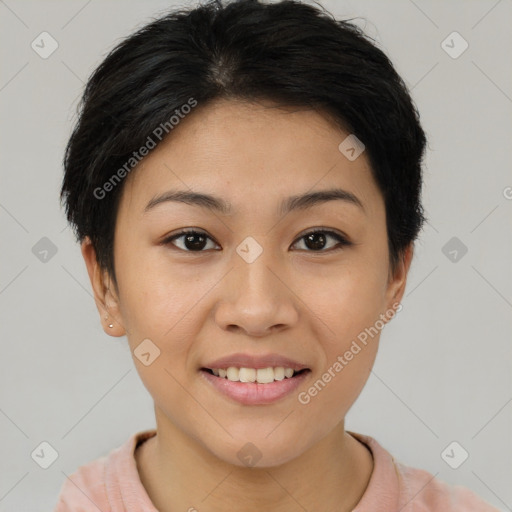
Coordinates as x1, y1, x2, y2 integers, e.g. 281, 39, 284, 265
200, 367, 311, 405
206, 366, 305, 383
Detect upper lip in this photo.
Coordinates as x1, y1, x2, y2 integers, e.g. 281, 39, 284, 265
202, 353, 310, 371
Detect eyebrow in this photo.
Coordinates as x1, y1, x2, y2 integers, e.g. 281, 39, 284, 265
144, 188, 365, 216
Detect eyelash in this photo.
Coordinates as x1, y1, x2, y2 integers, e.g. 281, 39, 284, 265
162, 228, 352, 253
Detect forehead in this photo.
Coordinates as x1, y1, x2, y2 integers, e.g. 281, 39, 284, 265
120, 99, 382, 218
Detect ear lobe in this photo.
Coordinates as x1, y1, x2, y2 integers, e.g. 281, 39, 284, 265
81, 237, 126, 337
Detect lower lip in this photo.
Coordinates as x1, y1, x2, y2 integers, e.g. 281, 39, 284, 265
200, 369, 310, 405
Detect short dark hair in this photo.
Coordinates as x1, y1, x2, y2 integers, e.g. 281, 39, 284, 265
61, 0, 427, 286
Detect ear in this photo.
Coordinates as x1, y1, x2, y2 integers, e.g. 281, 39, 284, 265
383, 242, 414, 317
81, 237, 126, 337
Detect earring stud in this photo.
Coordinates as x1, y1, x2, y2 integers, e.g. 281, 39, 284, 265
104, 315, 114, 328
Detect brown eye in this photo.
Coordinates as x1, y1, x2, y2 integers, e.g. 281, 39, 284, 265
163, 230, 219, 252
292, 229, 351, 252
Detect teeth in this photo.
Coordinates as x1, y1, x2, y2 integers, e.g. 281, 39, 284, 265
209, 366, 301, 383
273, 367, 285, 381
226, 367, 239, 380
239, 367, 256, 382
256, 367, 274, 384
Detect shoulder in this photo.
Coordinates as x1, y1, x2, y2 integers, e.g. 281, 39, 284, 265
395, 462, 500, 512
53, 429, 157, 512
350, 432, 500, 512
54, 456, 109, 511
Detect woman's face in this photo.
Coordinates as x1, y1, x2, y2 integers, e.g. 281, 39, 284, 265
87, 98, 410, 467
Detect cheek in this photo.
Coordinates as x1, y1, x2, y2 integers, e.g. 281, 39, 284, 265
296, 270, 384, 420
116, 243, 198, 330
297, 258, 387, 404
303, 257, 389, 343
115, 258, 205, 417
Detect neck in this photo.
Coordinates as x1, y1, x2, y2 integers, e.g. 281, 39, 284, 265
136, 411, 373, 512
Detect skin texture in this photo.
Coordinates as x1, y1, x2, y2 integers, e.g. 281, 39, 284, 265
82, 98, 413, 512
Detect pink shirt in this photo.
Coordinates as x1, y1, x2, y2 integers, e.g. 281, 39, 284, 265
54, 429, 499, 511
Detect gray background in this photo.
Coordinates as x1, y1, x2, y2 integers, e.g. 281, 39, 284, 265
1, 0, 511, 510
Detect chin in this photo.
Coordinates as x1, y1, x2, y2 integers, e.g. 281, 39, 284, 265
202, 426, 316, 469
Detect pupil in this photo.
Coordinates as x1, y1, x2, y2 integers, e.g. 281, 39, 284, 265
306, 232, 326, 250
185, 233, 206, 251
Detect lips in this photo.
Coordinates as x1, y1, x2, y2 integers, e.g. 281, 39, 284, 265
202, 353, 310, 372
200, 352, 311, 405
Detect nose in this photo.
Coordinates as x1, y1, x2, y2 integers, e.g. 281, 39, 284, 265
214, 248, 299, 337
